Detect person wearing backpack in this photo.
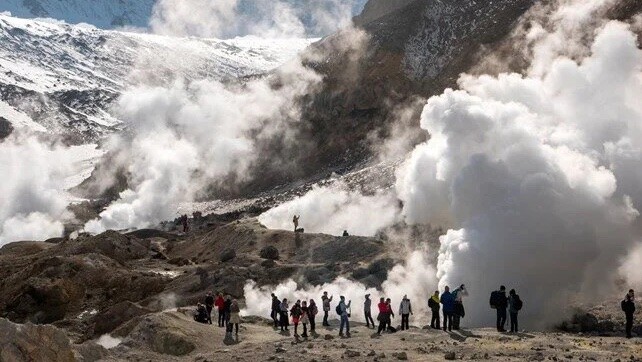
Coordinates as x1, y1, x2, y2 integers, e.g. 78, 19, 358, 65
490, 286, 509, 332
452, 284, 468, 330
508, 289, 522, 333
337, 296, 352, 337
428, 290, 441, 329
621, 289, 635, 338
290, 300, 303, 337
398, 295, 413, 330
321, 292, 333, 326
441, 286, 455, 331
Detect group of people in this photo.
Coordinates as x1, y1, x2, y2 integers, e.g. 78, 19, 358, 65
197, 287, 636, 340
195, 292, 241, 337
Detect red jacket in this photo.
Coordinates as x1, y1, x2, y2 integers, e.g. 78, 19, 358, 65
215, 296, 225, 310
378, 302, 387, 313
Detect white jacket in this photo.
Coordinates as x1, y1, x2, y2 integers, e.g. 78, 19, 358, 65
399, 299, 412, 315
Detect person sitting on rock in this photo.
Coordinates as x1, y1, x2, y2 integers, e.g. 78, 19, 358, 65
194, 303, 209, 323
622, 289, 636, 338
215, 293, 225, 327
300, 300, 310, 338
399, 295, 413, 331
229, 299, 241, 337
338, 296, 352, 338
428, 290, 441, 329
279, 298, 290, 332
290, 300, 303, 336
204, 291, 214, 324
343, 230, 349, 237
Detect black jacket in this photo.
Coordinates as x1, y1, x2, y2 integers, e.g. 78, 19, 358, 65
622, 299, 635, 314
272, 297, 281, 311
223, 299, 232, 313
205, 295, 214, 306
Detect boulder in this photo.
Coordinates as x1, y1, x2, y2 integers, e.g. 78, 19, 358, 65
0, 318, 77, 362
220, 249, 236, 262
259, 246, 280, 260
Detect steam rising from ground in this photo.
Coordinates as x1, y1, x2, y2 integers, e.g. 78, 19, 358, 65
258, 182, 399, 236
243, 249, 437, 324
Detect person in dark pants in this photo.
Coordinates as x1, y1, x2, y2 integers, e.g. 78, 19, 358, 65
321, 292, 333, 326
308, 299, 318, 333
491, 286, 508, 332
376, 297, 388, 335
279, 298, 290, 332
204, 291, 214, 324
223, 295, 232, 331
364, 294, 375, 328
214, 293, 225, 327
622, 289, 636, 338
441, 286, 455, 331
508, 289, 522, 333
271, 293, 281, 328
398, 295, 413, 330
428, 290, 441, 329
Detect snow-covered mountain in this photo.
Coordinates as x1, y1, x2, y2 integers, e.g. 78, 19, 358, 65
1, 0, 155, 28
0, 14, 313, 141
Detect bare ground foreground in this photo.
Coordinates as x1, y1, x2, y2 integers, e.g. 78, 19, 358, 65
3, 309, 642, 361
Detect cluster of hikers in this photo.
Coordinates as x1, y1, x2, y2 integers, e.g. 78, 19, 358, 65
195, 287, 636, 340
195, 292, 241, 338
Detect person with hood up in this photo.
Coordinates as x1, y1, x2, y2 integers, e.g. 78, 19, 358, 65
441, 286, 455, 332
364, 294, 375, 328
204, 291, 214, 324
308, 299, 318, 333
399, 295, 413, 330
338, 296, 352, 337
622, 289, 636, 338
452, 284, 468, 330
215, 293, 225, 327
290, 300, 303, 336
428, 290, 441, 329
229, 299, 241, 337
321, 291, 333, 326
508, 289, 522, 333
490, 285, 508, 332
271, 293, 281, 328
279, 298, 290, 332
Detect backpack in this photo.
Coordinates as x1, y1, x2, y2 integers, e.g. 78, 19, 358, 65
428, 298, 437, 309
489, 291, 499, 309
621, 300, 626, 312
514, 296, 523, 311
336, 304, 342, 315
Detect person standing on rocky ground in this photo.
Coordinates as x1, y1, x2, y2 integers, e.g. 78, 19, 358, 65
364, 294, 375, 328
290, 300, 303, 336
338, 296, 352, 337
204, 291, 214, 324
300, 300, 310, 338
622, 289, 636, 338
223, 295, 233, 331
428, 290, 441, 329
293, 215, 300, 232
279, 298, 290, 332
399, 295, 413, 331
229, 299, 241, 338
271, 293, 280, 328
308, 299, 318, 333
321, 291, 333, 326
441, 286, 455, 332
215, 293, 225, 327
385, 298, 395, 332
377, 297, 388, 335
452, 284, 468, 330
490, 285, 508, 332
508, 289, 523, 333
181, 214, 189, 233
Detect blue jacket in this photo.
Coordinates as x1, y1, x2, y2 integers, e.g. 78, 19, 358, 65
441, 291, 455, 313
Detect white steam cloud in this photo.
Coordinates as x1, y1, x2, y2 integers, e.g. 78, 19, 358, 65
0, 134, 100, 245
258, 182, 399, 236
151, 0, 366, 38
243, 249, 437, 325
